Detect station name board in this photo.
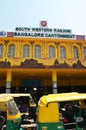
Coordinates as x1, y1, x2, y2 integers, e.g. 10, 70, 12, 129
15, 27, 71, 33
14, 27, 75, 39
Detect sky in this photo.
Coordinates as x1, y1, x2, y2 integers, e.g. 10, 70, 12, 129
0, 0, 86, 35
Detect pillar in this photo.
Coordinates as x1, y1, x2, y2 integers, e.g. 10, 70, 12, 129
6, 70, 12, 93
30, 41, 34, 58
52, 71, 57, 93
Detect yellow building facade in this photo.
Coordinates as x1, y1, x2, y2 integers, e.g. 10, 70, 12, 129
0, 27, 86, 102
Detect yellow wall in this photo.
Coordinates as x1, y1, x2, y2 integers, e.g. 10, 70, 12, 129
0, 37, 86, 66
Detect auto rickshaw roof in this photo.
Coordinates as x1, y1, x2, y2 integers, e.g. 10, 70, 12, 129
0, 95, 13, 110
1, 93, 31, 97
0, 95, 13, 102
38, 92, 86, 106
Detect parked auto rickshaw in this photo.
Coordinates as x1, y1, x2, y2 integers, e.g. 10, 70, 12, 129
37, 92, 86, 130
0, 95, 23, 130
1, 93, 37, 129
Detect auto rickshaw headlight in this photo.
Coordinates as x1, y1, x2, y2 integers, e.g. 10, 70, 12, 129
57, 126, 63, 129
13, 119, 18, 123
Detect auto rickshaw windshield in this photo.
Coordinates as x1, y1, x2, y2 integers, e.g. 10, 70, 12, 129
8, 99, 19, 115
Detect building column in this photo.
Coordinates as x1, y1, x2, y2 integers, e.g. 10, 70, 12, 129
6, 70, 12, 93
30, 42, 34, 58
52, 71, 57, 93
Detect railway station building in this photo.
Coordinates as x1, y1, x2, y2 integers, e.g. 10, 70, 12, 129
0, 24, 86, 102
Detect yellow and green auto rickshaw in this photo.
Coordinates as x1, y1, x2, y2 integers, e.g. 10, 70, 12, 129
0, 95, 23, 130
1, 93, 37, 129
37, 92, 86, 130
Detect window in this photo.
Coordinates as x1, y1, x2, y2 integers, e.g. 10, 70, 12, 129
73, 47, 79, 59
0, 44, 3, 57
8, 44, 15, 58
60, 46, 66, 59
8, 99, 19, 115
48, 46, 55, 58
34, 45, 41, 58
23, 45, 30, 57
83, 47, 86, 60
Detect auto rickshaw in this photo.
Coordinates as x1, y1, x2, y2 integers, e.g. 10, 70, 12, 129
1, 93, 37, 129
37, 92, 86, 130
0, 95, 23, 130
